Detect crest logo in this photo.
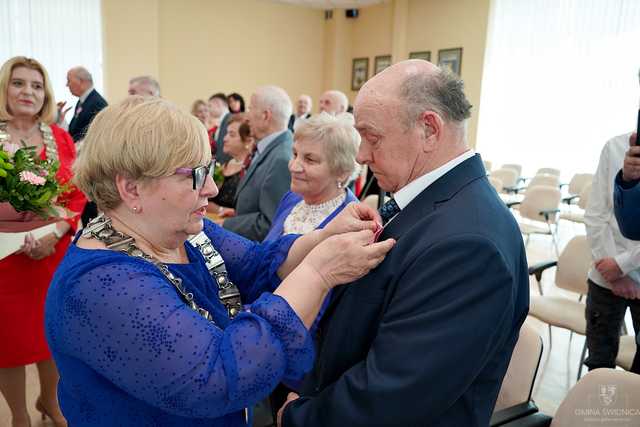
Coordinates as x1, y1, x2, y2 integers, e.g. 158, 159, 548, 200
599, 384, 617, 406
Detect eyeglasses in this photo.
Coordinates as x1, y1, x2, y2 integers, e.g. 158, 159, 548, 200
174, 160, 215, 190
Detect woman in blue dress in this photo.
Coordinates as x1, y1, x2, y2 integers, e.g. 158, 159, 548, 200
264, 112, 360, 243
44, 97, 395, 427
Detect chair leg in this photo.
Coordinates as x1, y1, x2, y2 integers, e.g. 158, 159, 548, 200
577, 339, 588, 381
547, 325, 552, 350
537, 279, 543, 295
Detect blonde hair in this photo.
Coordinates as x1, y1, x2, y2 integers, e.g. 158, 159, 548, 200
191, 99, 207, 116
73, 96, 211, 210
0, 56, 56, 124
294, 112, 360, 183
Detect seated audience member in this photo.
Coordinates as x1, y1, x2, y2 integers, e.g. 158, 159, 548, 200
191, 99, 209, 125
287, 94, 312, 131
265, 112, 359, 242
208, 92, 231, 163
585, 132, 640, 373
209, 113, 255, 211
222, 86, 294, 241
615, 132, 640, 239
318, 90, 348, 116
44, 96, 395, 427
227, 92, 245, 113
0, 55, 87, 427
280, 60, 528, 427
128, 75, 161, 97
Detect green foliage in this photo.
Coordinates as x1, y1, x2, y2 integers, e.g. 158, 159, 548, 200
0, 145, 69, 218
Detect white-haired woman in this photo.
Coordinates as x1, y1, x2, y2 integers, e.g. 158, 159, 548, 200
263, 112, 360, 242
44, 97, 394, 427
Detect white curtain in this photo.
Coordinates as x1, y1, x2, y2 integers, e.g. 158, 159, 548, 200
476, 0, 640, 180
0, 0, 103, 108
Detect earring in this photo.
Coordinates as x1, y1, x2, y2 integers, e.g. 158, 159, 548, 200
132, 206, 140, 213
337, 181, 343, 189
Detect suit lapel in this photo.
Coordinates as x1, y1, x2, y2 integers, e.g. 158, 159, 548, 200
234, 131, 290, 195
323, 154, 487, 316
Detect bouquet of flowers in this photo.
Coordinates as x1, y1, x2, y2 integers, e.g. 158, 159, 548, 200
0, 141, 69, 218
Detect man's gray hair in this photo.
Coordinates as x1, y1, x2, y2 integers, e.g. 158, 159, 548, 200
399, 69, 471, 130
255, 85, 292, 128
71, 66, 93, 84
129, 75, 161, 96
327, 90, 348, 113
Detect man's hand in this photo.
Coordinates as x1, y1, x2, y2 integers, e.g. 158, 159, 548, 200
609, 276, 640, 300
622, 133, 640, 182
595, 257, 623, 283
277, 392, 299, 427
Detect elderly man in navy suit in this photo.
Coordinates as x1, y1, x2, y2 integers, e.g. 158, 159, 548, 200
279, 60, 529, 427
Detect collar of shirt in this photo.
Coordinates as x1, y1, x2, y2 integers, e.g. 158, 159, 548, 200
257, 130, 287, 155
78, 87, 93, 104
393, 150, 475, 210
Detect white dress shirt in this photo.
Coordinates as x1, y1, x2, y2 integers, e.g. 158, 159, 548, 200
214, 111, 229, 141
383, 150, 475, 225
585, 132, 640, 289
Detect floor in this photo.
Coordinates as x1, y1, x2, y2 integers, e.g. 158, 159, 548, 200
0, 214, 634, 425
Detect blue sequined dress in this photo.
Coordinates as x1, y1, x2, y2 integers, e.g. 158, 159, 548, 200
45, 220, 313, 426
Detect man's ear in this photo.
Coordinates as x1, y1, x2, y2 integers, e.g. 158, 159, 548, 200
115, 173, 142, 210
419, 111, 443, 152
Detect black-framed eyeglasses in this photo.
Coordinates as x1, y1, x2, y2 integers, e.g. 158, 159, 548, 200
174, 160, 215, 190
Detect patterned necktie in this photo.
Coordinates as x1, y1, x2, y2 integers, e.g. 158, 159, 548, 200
379, 198, 401, 225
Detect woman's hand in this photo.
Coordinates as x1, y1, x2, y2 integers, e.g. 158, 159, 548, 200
20, 232, 58, 260
303, 229, 395, 289
320, 202, 381, 239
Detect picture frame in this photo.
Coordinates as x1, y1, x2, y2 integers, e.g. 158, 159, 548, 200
409, 51, 431, 62
374, 55, 392, 75
437, 48, 463, 76
351, 57, 369, 91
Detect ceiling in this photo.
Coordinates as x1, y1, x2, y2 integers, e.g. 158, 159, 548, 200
273, 0, 386, 10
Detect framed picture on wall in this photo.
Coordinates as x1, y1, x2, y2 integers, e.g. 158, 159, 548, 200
409, 51, 431, 61
374, 55, 392, 75
438, 48, 463, 76
351, 57, 369, 91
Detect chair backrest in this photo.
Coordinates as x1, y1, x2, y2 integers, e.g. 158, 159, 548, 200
493, 323, 544, 412
551, 368, 640, 427
502, 163, 522, 179
519, 186, 561, 224
568, 173, 594, 196
489, 176, 504, 193
491, 168, 519, 188
577, 182, 592, 210
528, 174, 560, 189
484, 160, 493, 173
556, 235, 591, 295
537, 167, 561, 177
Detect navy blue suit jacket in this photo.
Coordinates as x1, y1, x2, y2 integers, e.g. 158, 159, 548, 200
283, 154, 529, 427
68, 89, 107, 143
614, 170, 640, 240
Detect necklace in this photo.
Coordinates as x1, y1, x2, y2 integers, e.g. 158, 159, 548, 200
0, 121, 57, 160
82, 214, 243, 320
